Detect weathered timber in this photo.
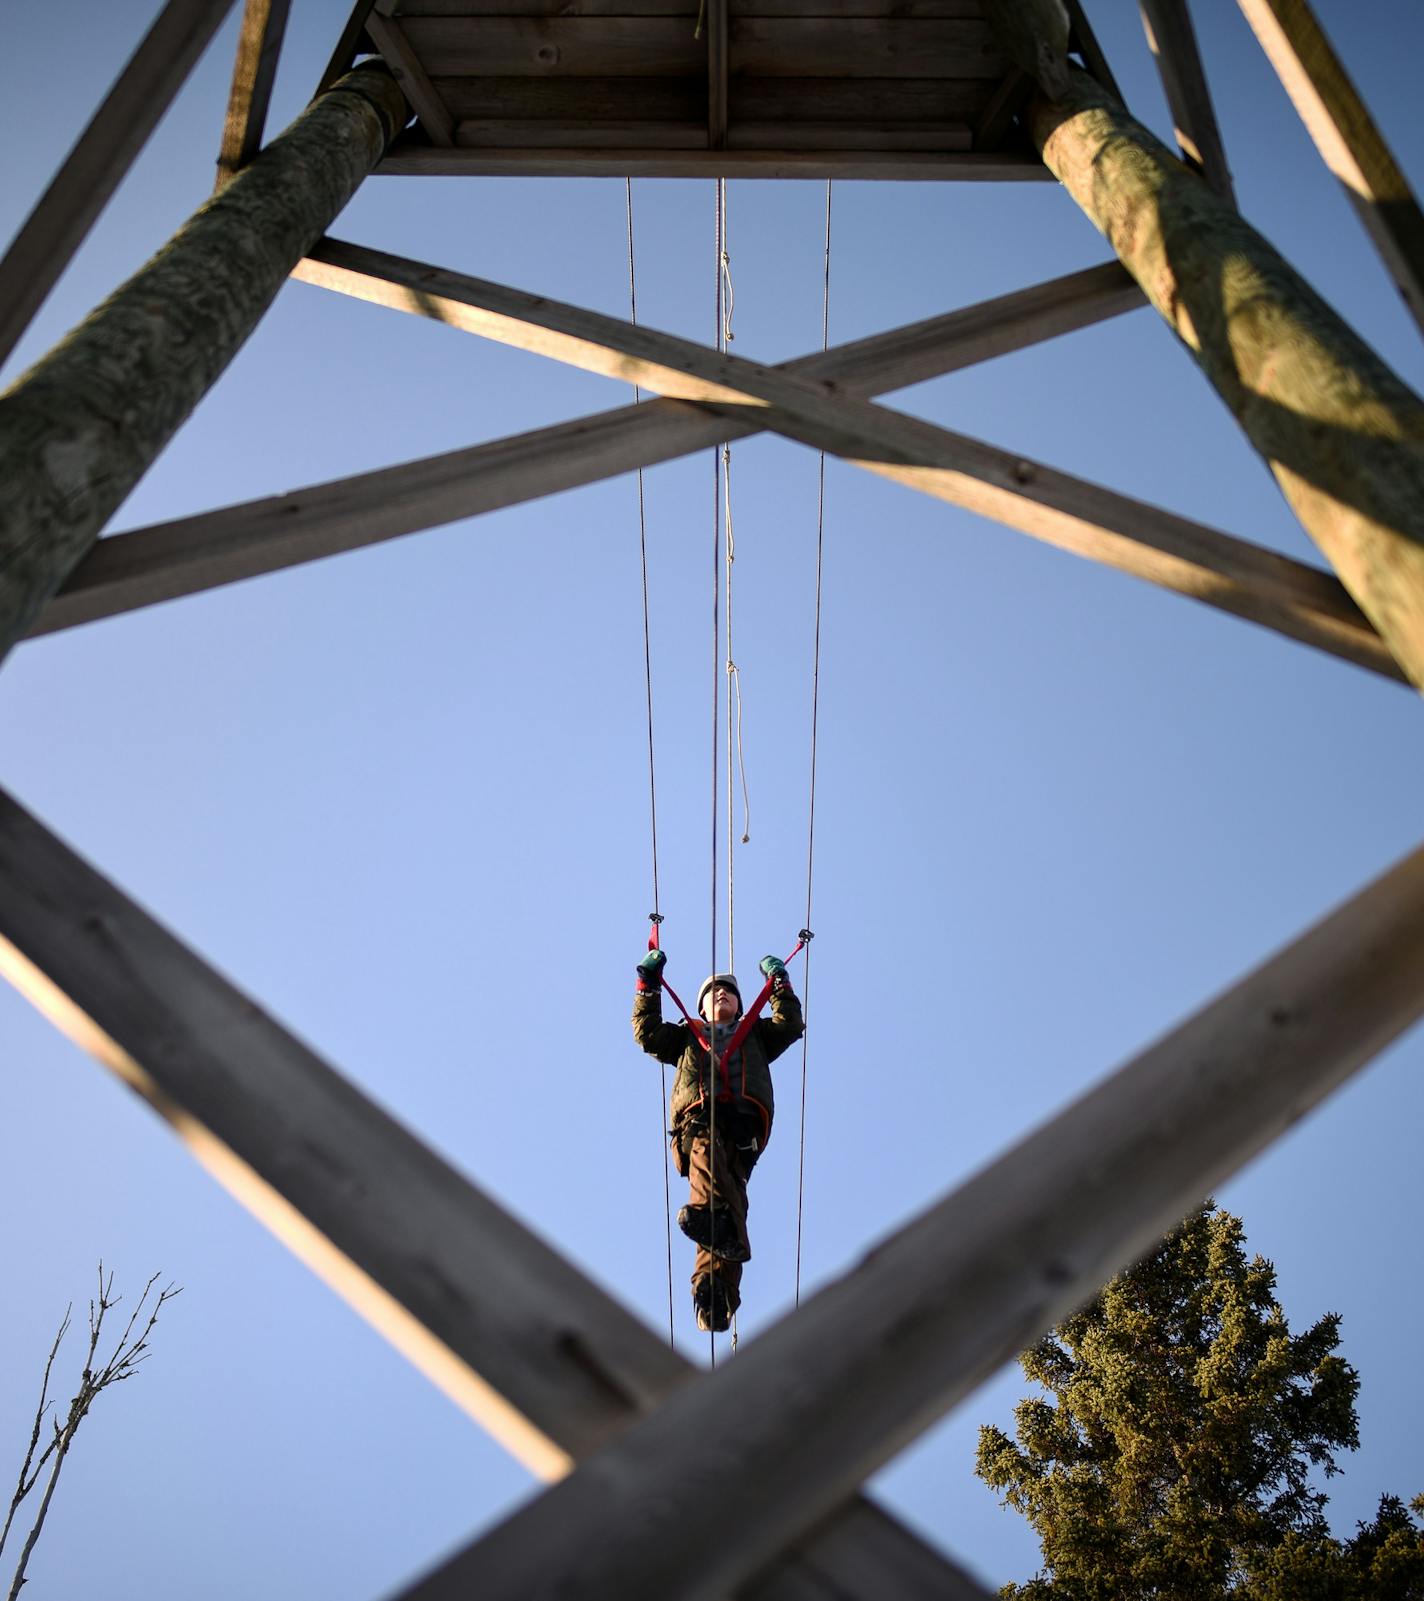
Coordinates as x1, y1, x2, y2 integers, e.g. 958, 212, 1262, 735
724, 121, 973, 151
378, 143, 1050, 176
730, 17, 1003, 77
1138, 0, 1235, 203
395, 842, 1424, 1601
1238, 0, 1424, 340
369, 3, 456, 143
392, 0, 985, 13
399, 16, 706, 73
437, 74, 704, 120
973, 67, 1030, 149
434, 75, 995, 123
1062, 0, 1120, 101
708, 0, 729, 148
316, 0, 380, 92
0, 0, 239, 372
37, 252, 1401, 685
0, 64, 408, 665
984, 0, 1069, 96
456, 120, 709, 148
216, 0, 294, 183
284, 239, 1402, 681
1028, 68, 1424, 692
0, 786, 994, 1601
397, 13, 1004, 77
32, 262, 1146, 636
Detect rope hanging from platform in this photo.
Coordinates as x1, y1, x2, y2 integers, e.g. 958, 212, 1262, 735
794, 178, 833, 1308
627, 177, 677, 1353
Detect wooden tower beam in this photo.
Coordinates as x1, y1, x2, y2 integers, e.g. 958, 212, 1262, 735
1237, 0, 1424, 342
1138, 0, 1235, 203
1024, 65, 1424, 692
0, 785, 993, 1601
0, 0, 240, 371
0, 61, 407, 666
29, 261, 1146, 633
215, 0, 294, 185
394, 840, 1424, 1601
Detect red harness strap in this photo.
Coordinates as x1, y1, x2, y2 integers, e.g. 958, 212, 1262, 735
649, 927, 806, 1093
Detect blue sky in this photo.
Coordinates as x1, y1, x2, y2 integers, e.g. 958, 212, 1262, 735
2, 1, 1422, 1595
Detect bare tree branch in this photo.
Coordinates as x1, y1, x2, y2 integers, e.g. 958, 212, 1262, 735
3, 1267, 181, 1601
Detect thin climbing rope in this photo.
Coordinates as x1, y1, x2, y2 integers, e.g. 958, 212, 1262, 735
794, 179, 832, 1308
708, 175, 726, 1365
627, 178, 676, 1351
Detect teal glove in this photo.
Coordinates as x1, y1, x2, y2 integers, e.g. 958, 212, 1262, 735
637, 949, 667, 990
759, 955, 786, 980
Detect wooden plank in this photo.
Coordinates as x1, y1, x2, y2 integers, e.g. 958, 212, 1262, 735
316, 0, 381, 93
398, 14, 1005, 77
456, 119, 707, 146
1238, 0, 1424, 342
707, 0, 729, 148
0, 66, 409, 665
437, 74, 702, 118
972, 66, 1029, 148
392, 0, 984, 13
1138, 0, 1235, 204
378, 143, 1050, 176
397, 841, 1424, 1601
369, 7, 456, 143
434, 73, 994, 121
0, 0, 240, 373
1029, 71, 1424, 693
729, 17, 1004, 78
31, 262, 1146, 639
733, 74, 994, 119
0, 786, 997, 1601
216, 0, 294, 184
36, 251, 1402, 685
724, 121, 972, 151
399, 16, 706, 73
1063, 0, 1121, 101
730, 0, 984, 15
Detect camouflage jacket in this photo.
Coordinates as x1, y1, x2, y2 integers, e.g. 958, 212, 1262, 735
632, 984, 804, 1144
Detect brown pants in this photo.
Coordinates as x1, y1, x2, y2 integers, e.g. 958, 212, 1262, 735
681, 1111, 762, 1308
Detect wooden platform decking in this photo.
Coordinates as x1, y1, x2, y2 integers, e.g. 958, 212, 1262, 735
334, 0, 1069, 177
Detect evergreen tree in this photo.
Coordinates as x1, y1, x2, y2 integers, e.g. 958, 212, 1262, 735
976, 1205, 1424, 1599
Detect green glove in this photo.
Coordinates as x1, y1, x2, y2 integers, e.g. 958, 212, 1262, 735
637, 949, 667, 989
759, 955, 786, 980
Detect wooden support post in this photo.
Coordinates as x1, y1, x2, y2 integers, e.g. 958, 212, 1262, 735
1138, 0, 1235, 204
0, 63, 408, 666
216, 0, 294, 185
1237, 0, 1424, 341
398, 841, 1424, 1601
0, 0, 240, 371
1026, 67, 1424, 693
0, 786, 994, 1601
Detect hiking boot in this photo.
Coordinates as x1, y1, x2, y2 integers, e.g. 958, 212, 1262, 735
693, 1276, 735, 1333
677, 1205, 749, 1263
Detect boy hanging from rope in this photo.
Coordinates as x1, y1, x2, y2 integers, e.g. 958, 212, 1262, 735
633, 947, 805, 1332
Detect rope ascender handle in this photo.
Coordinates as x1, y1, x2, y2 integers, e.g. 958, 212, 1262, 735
644, 919, 814, 1045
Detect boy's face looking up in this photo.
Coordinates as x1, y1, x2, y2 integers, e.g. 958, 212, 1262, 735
703, 986, 740, 1026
